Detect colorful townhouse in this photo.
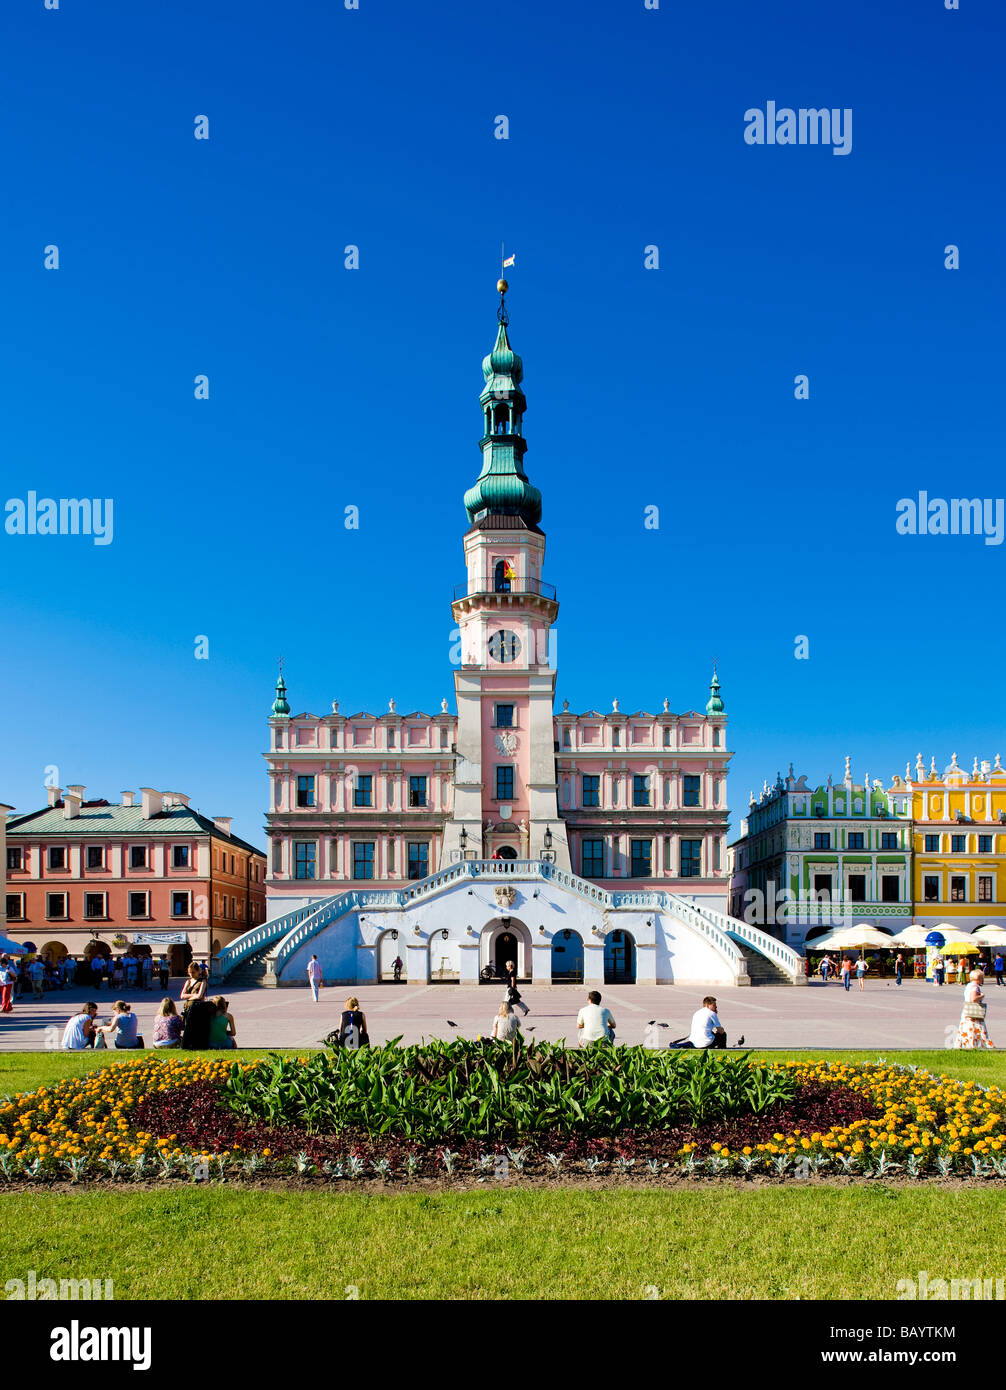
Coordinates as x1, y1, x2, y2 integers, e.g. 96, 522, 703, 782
4, 786, 267, 973
909, 754, 1006, 931
729, 759, 913, 949
213, 286, 799, 989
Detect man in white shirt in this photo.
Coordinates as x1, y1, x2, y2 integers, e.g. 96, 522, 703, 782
686, 996, 727, 1049
576, 990, 616, 1046
307, 955, 323, 1002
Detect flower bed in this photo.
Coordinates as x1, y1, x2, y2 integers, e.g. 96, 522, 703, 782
2, 1050, 1006, 1182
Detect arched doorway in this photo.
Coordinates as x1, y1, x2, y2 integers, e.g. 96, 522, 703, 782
378, 930, 406, 983
40, 940, 68, 963
169, 943, 192, 977
551, 929, 583, 983
496, 845, 518, 861
482, 918, 532, 981
604, 929, 636, 984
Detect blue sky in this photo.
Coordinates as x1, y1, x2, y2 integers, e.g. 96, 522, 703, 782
1, 0, 1003, 843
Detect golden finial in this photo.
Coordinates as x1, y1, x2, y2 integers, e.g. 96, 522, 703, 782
497, 277, 508, 296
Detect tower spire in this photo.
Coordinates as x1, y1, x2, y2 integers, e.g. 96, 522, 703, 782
463, 279, 542, 526
271, 662, 290, 717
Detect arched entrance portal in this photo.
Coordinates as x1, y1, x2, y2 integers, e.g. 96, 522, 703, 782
551, 929, 583, 983
481, 918, 532, 981
496, 845, 518, 861
604, 929, 636, 984
378, 930, 406, 983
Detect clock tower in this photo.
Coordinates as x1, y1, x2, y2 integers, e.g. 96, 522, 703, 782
446, 282, 570, 870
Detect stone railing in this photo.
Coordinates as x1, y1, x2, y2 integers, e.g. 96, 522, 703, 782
213, 899, 339, 976
680, 897, 805, 983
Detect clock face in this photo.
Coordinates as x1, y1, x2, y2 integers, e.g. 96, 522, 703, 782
488, 629, 521, 663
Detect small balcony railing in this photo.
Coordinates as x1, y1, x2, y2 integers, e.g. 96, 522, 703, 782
452, 578, 557, 602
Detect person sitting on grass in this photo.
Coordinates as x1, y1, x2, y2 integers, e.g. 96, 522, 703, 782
61, 1002, 99, 1050
181, 998, 217, 1050
209, 996, 237, 1049
152, 997, 184, 1049
670, 996, 728, 1049
491, 1001, 522, 1041
576, 990, 615, 1046
95, 1000, 143, 1050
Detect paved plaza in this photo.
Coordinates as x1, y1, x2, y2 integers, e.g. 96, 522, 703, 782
0, 977, 998, 1054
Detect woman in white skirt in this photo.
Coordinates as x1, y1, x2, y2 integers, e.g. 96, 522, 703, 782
953, 969, 995, 1049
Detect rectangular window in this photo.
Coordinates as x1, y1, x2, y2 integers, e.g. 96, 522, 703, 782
172, 845, 189, 869
632, 775, 650, 807
630, 839, 652, 878
582, 839, 604, 878
979, 835, 993, 853
5, 895, 22, 920
6, 848, 22, 872
354, 775, 373, 808
582, 775, 600, 807
496, 705, 514, 728
86, 846, 105, 870
924, 875, 940, 902
881, 876, 900, 903
848, 832, 864, 850
128, 892, 147, 918
950, 876, 966, 902
387, 728, 395, 748
680, 840, 702, 878
978, 875, 993, 902
881, 832, 898, 850
294, 842, 316, 880
387, 839, 395, 873
171, 891, 190, 917
272, 841, 283, 873
848, 874, 867, 903
48, 847, 65, 870
84, 892, 105, 919
952, 835, 966, 853
813, 832, 831, 850
407, 842, 429, 880
46, 893, 66, 919
130, 846, 148, 869
296, 775, 315, 808
682, 775, 701, 807
496, 766, 514, 801
925, 834, 940, 853
813, 873, 832, 899
352, 842, 375, 880
409, 776, 427, 808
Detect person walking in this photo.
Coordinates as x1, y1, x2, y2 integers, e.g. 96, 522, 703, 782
995, 953, 1005, 988
141, 953, 153, 991
90, 954, 104, 992
158, 954, 170, 990
29, 956, 45, 1000
953, 969, 995, 1049
576, 990, 616, 1046
819, 954, 832, 984
855, 955, 869, 991
895, 952, 905, 987
307, 954, 323, 1002
0, 957, 17, 1013
491, 1001, 522, 1040
934, 954, 946, 987
839, 957, 852, 992
504, 959, 529, 1016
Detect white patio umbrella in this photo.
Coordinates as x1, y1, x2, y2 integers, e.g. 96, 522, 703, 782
811, 925, 895, 952
971, 927, 1006, 947
889, 925, 934, 949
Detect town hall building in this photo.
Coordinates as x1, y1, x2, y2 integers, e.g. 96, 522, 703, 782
216, 285, 801, 989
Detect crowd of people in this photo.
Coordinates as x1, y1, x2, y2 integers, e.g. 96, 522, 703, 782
0, 950, 175, 1006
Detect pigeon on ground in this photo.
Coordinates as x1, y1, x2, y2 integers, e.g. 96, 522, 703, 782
525, 1025, 535, 1031
446, 1020, 458, 1028
736, 1035, 746, 1047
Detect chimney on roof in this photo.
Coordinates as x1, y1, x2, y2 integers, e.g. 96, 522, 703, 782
47, 785, 62, 808
63, 786, 84, 819
121, 791, 135, 807
213, 816, 232, 838
140, 787, 163, 819
164, 792, 190, 808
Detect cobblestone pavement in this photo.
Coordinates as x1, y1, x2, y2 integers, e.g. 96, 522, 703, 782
0, 976, 993, 1052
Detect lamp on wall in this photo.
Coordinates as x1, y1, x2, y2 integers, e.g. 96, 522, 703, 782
466, 925, 474, 936
390, 929, 398, 941
544, 826, 553, 850
532, 889, 540, 899
646, 918, 653, 927
538, 925, 546, 936
440, 928, 449, 940
413, 924, 421, 936
459, 827, 468, 854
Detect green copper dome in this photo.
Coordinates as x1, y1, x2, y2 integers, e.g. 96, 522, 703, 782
706, 670, 724, 716
464, 303, 541, 526
272, 674, 290, 717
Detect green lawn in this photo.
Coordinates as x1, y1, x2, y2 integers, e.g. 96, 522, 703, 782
2, 1048, 1004, 1301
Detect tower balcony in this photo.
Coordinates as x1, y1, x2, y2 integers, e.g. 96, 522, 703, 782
452, 577, 557, 603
